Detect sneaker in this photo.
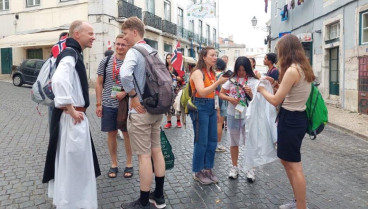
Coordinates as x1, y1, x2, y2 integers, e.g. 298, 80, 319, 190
164, 123, 171, 129
120, 199, 150, 209
149, 192, 166, 209
279, 200, 296, 209
118, 130, 124, 140
228, 166, 239, 179
193, 171, 213, 185
176, 121, 182, 128
204, 169, 219, 183
216, 144, 226, 152
246, 169, 256, 183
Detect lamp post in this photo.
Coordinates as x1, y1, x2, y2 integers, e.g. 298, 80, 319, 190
251, 16, 271, 52
251, 16, 257, 27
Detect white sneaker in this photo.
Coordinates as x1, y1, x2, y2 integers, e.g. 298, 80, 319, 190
228, 166, 239, 179
118, 130, 124, 140
279, 200, 309, 209
246, 169, 256, 182
216, 144, 226, 152
279, 200, 296, 209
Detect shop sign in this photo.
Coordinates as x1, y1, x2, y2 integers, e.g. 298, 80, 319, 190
298, 33, 312, 42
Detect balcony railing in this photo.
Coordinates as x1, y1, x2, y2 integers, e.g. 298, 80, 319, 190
162, 20, 177, 36
118, 0, 142, 19
143, 11, 162, 30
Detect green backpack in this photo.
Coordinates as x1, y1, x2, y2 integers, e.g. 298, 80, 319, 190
305, 83, 328, 139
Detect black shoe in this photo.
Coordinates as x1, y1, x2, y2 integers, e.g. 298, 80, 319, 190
120, 199, 150, 209
149, 192, 166, 209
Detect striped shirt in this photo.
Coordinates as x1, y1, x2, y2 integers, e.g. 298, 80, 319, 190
97, 56, 124, 108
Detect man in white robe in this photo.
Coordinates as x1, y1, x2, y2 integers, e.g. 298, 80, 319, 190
42, 20, 101, 209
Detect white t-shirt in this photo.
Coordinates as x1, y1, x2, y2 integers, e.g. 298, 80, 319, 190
222, 77, 258, 116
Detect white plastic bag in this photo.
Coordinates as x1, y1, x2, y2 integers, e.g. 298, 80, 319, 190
242, 80, 278, 172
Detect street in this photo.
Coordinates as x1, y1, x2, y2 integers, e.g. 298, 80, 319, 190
0, 80, 367, 209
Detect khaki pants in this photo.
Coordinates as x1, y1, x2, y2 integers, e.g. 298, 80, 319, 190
127, 112, 163, 155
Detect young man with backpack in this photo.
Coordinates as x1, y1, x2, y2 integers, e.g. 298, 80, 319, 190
95, 34, 133, 179
119, 17, 167, 209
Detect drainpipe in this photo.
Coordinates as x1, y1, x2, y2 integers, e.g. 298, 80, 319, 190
342, 9, 346, 109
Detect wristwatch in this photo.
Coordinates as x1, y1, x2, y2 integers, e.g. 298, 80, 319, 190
96, 102, 102, 107
129, 93, 138, 98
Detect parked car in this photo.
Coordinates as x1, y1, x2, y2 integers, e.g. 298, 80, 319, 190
12, 59, 45, 87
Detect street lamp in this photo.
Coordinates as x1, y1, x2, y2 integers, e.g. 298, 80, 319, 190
251, 16, 271, 52
251, 16, 257, 27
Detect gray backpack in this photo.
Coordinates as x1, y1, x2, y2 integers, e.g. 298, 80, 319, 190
132, 45, 174, 114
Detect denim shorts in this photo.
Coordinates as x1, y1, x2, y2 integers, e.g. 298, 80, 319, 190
277, 107, 307, 162
101, 106, 118, 132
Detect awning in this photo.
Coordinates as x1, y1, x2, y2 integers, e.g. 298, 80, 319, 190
183, 56, 197, 65
0, 30, 67, 48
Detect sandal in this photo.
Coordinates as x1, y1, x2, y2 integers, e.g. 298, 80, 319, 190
123, 167, 134, 178
108, 167, 118, 178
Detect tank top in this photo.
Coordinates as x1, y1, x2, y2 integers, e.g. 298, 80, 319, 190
190, 69, 215, 99
282, 64, 311, 111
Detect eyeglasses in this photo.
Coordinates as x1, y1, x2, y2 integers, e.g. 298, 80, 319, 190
115, 43, 127, 47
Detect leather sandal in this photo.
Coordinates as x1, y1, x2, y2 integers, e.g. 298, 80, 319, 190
108, 167, 118, 178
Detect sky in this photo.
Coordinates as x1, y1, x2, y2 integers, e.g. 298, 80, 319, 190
218, 0, 271, 48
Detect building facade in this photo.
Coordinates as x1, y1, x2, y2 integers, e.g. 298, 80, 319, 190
270, 0, 368, 114
0, 0, 219, 83
218, 35, 245, 68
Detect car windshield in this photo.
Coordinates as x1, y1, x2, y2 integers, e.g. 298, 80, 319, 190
36, 61, 44, 69
24, 60, 37, 68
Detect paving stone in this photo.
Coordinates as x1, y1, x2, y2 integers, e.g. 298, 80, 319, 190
0, 81, 367, 208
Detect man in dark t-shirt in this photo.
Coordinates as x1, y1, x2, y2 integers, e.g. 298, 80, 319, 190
264, 52, 279, 83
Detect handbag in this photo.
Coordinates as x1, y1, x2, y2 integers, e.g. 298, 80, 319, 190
160, 128, 175, 170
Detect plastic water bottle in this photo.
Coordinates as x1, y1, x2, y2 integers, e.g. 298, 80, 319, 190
172, 77, 177, 88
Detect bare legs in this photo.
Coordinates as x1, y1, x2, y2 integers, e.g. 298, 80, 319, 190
280, 159, 307, 209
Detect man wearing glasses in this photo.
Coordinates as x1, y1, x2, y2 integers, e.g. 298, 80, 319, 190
95, 34, 134, 179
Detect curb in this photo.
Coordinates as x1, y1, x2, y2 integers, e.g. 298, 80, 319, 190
327, 122, 368, 142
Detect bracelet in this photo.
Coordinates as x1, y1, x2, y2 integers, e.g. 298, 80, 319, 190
96, 103, 101, 107
129, 93, 138, 98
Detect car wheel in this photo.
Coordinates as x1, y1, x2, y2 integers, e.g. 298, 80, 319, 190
13, 75, 23, 87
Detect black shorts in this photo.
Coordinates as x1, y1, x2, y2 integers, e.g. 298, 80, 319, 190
101, 106, 118, 132
277, 107, 307, 162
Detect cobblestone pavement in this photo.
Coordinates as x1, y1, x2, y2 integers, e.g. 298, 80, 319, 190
0, 81, 367, 209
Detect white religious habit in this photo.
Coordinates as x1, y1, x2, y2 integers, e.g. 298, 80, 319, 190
242, 79, 278, 172
49, 55, 98, 209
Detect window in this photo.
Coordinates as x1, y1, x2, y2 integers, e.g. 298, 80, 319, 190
164, 1, 171, 21
213, 28, 216, 43
25, 60, 36, 68
198, 20, 203, 38
26, 48, 42, 59
189, 20, 194, 32
206, 24, 210, 44
164, 43, 172, 53
234, 50, 240, 60
0, 0, 9, 10
329, 47, 339, 95
328, 22, 340, 40
26, 0, 40, 7
361, 11, 368, 44
144, 38, 158, 50
147, 0, 154, 14
177, 7, 183, 27
35, 61, 44, 70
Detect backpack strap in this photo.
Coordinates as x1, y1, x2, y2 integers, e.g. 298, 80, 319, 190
55, 47, 79, 68
132, 45, 151, 57
102, 55, 112, 88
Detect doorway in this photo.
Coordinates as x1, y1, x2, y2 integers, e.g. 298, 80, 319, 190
1, 48, 12, 74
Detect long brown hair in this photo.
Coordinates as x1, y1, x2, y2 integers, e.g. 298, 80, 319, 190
276, 34, 315, 82
194, 46, 216, 74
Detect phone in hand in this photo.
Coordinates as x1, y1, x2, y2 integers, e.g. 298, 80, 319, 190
222, 70, 233, 77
